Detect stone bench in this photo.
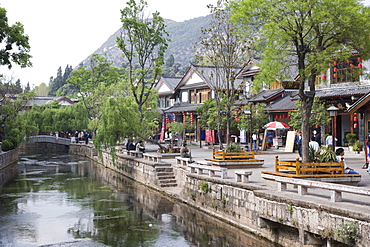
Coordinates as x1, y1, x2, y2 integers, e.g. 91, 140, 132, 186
143, 153, 162, 162
266, 175, 370, 202
128, 151, 143, 158
188, 163, 228, 179
235, 170, 253, 183
176, 156, 193, 166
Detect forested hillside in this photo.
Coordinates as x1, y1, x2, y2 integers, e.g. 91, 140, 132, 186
80, 15, 212, 69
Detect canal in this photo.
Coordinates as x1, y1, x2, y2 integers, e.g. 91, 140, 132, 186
0, 152, 275, 247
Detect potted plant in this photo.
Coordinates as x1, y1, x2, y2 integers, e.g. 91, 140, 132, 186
353, 141, 363, 154
345, 133, 357, 151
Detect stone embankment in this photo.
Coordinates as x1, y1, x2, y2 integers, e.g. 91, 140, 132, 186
69, 144, 370, 247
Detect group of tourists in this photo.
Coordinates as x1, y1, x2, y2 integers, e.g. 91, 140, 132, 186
71, 131, 92, 145
125, 140, 145, 152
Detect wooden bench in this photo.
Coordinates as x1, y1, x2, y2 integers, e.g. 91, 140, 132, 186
204, 150, 264, 168
264, 156, 361, 177
261, 156, 361, 183
235, 170, 253, 183
128, 151, 144, 158
188, 163, 228, 179
267, 176, 370, 202
206, 150, 257, 162
143, 153, 162, 163
176, 156, 193, 166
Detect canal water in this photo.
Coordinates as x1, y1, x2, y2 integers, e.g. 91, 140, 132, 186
0, 153, 275, 247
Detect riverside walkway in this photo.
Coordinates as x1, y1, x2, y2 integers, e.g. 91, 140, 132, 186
144, 143, 370, 215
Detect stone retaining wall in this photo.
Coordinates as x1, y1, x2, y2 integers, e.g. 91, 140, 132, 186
0, 149, 18, 170
69, 144, 370, 247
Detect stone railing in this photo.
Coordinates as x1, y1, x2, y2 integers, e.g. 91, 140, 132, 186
27, 135, 71, 146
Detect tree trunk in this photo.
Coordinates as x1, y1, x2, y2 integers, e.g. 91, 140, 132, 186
301, 97, 313, 163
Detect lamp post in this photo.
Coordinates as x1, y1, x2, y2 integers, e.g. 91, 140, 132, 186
327, 105, 339, 151
244, 109, 252, 151
197, 115, 202, 148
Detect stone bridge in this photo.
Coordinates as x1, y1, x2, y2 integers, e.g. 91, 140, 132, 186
22, 135, 71, 153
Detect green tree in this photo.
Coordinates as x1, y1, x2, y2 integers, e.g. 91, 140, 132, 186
34, 82, 49, 96
289, 98, 330, 131
67, 54, 122, 119
0, 90, 36, 148
196, 0, 250, 148
116, 0, 169, 123
231, 0, 370, 162
0, 7, 32, 69
196, 99, 224, 131
237, 103, 269, 135
91, 0, 169, 151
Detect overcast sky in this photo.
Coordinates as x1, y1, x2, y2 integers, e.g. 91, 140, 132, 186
1, 0, 370, 88
0, 0, 217, 88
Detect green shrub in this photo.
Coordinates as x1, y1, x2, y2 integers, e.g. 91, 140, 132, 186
225, 143, 242, 153
345, 133, 357, 146
2, 140, 14, 151
199, 181, 209, 193
353, 141, 363, 151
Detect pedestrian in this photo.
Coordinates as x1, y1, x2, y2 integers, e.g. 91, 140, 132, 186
252, 133, 258, 151
126, 140, 135, 151
325, 132, 337, 148
75, 131, 79, 144
313, 131, 321, 146
136, 140, 145, 152
180, 143, 194, 162
309, 136, 320, 152
336, 148, 359, 174
295, 132, 302, 157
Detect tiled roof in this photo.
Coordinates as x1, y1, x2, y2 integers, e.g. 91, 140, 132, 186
161, 77, 182, 92
163, 103, 202, 113
192, 65, 244, 90
249, 87, 285, 102
265, 90, 299, 111
315, 84, 370, 98
26, 96, 74, 106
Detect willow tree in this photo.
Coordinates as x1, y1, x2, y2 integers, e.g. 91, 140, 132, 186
196, 0, 250, 148
231, 0, 370, 162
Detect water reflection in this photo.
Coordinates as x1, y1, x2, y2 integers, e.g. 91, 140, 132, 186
0, 153, 275, 247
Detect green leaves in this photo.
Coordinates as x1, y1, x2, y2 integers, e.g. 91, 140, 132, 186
0, 7, 32, 69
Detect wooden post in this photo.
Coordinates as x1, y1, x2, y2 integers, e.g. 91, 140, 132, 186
275, 156, 279, 172
296, 157, 301, 175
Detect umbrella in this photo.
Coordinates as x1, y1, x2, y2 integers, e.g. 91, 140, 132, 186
263, 121, 290, 130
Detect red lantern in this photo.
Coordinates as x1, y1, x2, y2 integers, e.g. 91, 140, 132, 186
322, 75, 327, 80
350, 64, 354, 68
334, 61, 338, 66
333, 67, 337, 72
358, 63, 362, 68
315, 124, 319, 128
235, 118, 240, 122
354, 116, 358, 122
358, 57, 362, 62
354, 113, 358, 115
333, 74, 337, 78
354, 123, 359, 129
359, 71, 363, 75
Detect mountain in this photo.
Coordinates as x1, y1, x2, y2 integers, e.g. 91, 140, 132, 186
80, 15, 212, 68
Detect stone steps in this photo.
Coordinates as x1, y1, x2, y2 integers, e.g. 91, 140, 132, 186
155, 165, 177, 187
